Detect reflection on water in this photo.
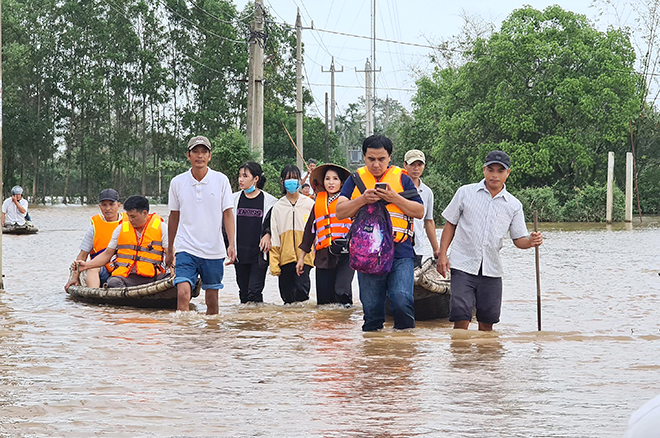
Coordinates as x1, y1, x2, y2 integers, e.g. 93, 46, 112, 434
0, 206, 659, 437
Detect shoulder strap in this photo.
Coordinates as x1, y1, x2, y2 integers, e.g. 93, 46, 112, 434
399, 188, 420, 200
351, 172, 367, 194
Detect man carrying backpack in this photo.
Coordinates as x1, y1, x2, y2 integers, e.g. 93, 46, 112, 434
336, 134, 424, 331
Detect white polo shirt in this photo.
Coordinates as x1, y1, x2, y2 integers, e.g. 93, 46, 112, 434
2, 198, 28, 226
413, 179, 435, 258
168, 168, 234, 259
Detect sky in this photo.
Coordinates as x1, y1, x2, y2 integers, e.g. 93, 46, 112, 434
232, 0, 622, 118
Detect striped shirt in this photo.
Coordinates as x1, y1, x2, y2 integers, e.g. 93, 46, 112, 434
442, 179, 528, 277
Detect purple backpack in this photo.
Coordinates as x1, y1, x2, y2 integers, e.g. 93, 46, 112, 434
348, 200, 395, 275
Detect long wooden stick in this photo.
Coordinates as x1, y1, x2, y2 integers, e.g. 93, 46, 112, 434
280, 121, 310, 173
534, 210, 542, 331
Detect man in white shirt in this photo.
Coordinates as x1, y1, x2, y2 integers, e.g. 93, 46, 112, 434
166, 135, 236, 314
2, 186, 29, 227
437, 150, 543, 331
403, 150, 440, 266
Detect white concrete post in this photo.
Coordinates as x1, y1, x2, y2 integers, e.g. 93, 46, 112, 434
606, 152, 614, 224
625, 152, 633, 222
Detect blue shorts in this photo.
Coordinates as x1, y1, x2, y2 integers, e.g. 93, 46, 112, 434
174, 251, 225, 290
99, 266, 111, 285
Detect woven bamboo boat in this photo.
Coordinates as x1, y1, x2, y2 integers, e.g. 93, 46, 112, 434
66, 268, 201, 309
412, 257, 451, 320
3, 222, 38, 234
386, 257, 451, 320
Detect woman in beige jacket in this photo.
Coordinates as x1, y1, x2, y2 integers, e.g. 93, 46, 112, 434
269, 164, 315, 304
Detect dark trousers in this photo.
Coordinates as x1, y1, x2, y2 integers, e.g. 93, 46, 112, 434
235, 262, 267, 303
106, 271, 169, 288
278, 262, 311, 304
316, 255, 354, 305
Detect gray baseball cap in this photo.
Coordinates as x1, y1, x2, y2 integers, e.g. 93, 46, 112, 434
99, 188, 120, 202
187, 135, 212, 151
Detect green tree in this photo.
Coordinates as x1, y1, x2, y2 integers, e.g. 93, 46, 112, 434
406, 6, 643, 195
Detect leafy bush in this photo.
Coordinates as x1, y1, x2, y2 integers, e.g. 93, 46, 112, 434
419, 171, 461, 224
638, 163, 660, 214
261, 161, 284, 198
513, 186, 562, 222
209, 129, 255, 192
561, 183, 625, 222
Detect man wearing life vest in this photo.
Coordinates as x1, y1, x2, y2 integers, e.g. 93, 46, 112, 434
65, 188, 126, 291
77, 196, 169, 288
336, 135, 425, 331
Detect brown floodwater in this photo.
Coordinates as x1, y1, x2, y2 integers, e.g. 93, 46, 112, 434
0, 205, 659, 437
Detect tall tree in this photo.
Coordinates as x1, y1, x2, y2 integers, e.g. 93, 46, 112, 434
404, 6, 642, 194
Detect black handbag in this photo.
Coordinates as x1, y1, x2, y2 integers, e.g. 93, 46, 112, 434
329, 238, 349, 256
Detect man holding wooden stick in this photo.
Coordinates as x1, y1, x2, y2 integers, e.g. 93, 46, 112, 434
436, 150, 543, 331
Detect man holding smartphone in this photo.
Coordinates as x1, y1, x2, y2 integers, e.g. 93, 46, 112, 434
336, 134, 424, 331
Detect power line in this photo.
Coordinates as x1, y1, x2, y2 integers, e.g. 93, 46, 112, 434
309, 82, 414, 92
268, 19, 463, 52
155, 0, 245, 44
186, 0, 253, 26
103, 0, 226, 75
303, 59, 326, 117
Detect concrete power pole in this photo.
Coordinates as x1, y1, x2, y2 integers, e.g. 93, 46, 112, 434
246, 0, 265, 162
321, 57, 343, 132
295, 9, 304, 170
324, 92, 329, 162
356, 59, 380, 137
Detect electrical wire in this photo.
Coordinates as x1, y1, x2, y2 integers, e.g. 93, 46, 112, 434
186, 0, 253, 26
155, 0, 245, 44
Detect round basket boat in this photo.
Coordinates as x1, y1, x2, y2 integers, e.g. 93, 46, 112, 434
66, 268, 201, 309
3, 222, 38, 234
386, 257, 451, 321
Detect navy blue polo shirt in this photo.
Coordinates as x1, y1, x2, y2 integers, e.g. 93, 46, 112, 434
340, 171, 422, 259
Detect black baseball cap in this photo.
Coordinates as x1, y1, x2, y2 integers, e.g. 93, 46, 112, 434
99, 188, 120, 202
484, 150, 511, 170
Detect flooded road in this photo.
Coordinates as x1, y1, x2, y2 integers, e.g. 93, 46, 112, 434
1, 206, 659, 437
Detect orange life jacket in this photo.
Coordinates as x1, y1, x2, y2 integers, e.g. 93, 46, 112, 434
91, 212, 127, 273
112, 213, 165, 278
350, 165, 414, 244
313, 191, 352, 251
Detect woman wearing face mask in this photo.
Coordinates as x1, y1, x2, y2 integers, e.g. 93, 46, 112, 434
232, 162, 277, 303
269, 164, 315, 304
296, 164, 354, 306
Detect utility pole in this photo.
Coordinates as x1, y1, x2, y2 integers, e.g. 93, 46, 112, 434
324, 92, 329, 162
0, 0, 4, 289
246, 0, 265, 162
321, 57, 343, 132
356, 59, 380, 137
295, 9, 304, 170
384, 95, 390, 129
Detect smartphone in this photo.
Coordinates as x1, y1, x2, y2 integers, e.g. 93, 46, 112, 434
375, 182, 388, 190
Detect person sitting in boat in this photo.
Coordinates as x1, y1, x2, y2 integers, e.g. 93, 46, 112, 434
2, 186, 28, 227
64, 189, 126, 291
76, 195, 169, 288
